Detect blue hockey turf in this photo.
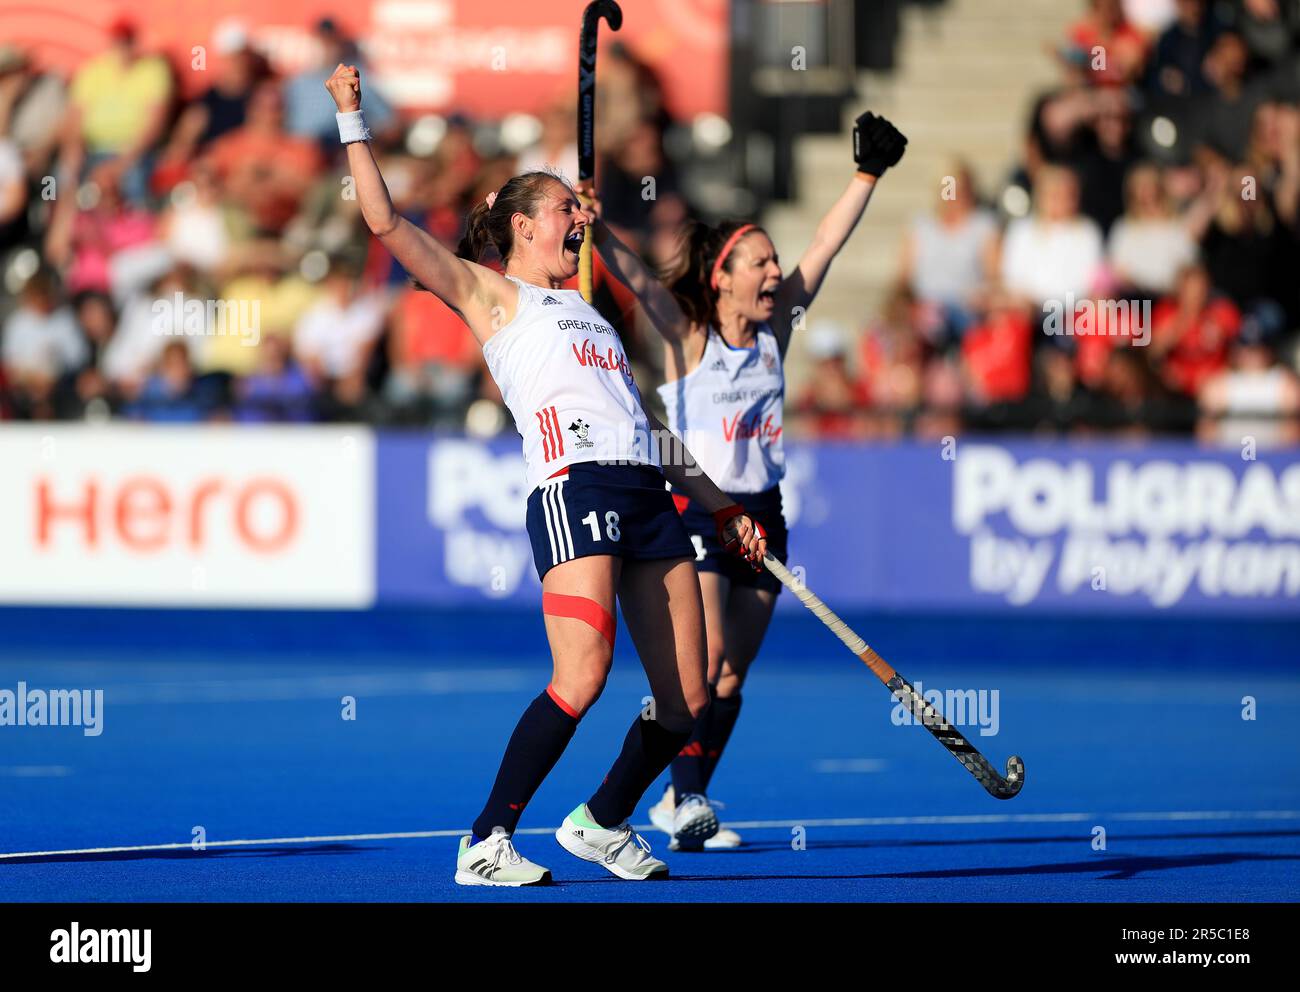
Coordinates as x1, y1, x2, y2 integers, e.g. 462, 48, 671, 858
1, 609, 1297, 902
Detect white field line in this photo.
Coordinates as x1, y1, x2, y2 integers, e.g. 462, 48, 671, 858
2, 809, 1297, 861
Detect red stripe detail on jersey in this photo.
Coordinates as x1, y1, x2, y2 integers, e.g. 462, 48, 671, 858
542, 592, 616, 648
671, 493, 690, 514
536, 409, 553, 462
548, 466, 570, 479
549, 406, 565, 457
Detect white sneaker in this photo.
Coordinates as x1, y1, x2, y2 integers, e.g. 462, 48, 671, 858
704, 827, 743, 849
648, 785, 676, 836
670, 792, 720, 851
454, 829, 552, 886
555, 804, 669, 880
649, 786, 740, 850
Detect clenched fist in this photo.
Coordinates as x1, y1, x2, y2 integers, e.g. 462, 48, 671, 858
325, 63, 362, 112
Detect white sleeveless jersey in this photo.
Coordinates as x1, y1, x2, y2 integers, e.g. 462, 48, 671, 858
657, 325, 785, 493
483, 275, 658, 491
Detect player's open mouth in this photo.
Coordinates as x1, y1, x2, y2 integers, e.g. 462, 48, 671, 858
563, 232, 584, 255
758, 289, 776, 305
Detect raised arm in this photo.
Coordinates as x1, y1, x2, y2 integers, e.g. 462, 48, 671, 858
327, 64, 513, 344
580, 183, 696, 344
770, 111, 907, 352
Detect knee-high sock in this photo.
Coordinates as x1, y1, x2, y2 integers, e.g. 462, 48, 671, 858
587, 715, 692, 828
472, 688, 578, 840
669, 686, 716, 798
701, 691, 742, 789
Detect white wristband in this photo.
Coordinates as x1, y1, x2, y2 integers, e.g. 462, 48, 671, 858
336, 110, 371, 144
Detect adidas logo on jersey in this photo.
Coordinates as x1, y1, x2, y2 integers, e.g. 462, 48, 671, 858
709, 357, 729, 371
542, 295, 561, 305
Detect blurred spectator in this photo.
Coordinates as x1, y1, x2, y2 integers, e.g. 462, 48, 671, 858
53, 290, 119, 418
206, 242, 319, 377
1106, 162, 1199, 295
1001, 165, 1105, 305
516, 98, 580, 181
206, 81, 323, 235
961, 290, 1035, 405
1071, 97, 1140, 232
43, 174, 158, 296
793, 324, 870, 438
385, 286, 480, 426
157, 160, 239, 272
1199, 162, 1296, 313
1193, 31, 1268, 161
2, 270, 88, 418
152, 22, 271, 192
283, 17, 395, 151
1145, 0, 1224, 98
1150, 262, 1242, 395
0, 134, 24, 247
858, 289, 926, 436
1092, 344, 1191, 433
103, 266, 208, 397
61, 17, 173, 206
1021, 346, 1104, 433
233, 334, 315, 423
599, 120, 685, 258
896, 160, 999, 344
1198, 299, 1300, 445
293, 263, 386, 402
1064, 0, 1148, 86
125, 341, 220, 422
0, 44, 67, 176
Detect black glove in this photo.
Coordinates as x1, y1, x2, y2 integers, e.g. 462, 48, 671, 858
852, 111, 907, 177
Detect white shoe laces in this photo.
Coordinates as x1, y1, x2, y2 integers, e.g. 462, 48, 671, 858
486, 829, 524, 868
603, 823, 653, 865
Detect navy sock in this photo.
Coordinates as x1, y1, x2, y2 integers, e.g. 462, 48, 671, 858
669, 687, 715, 799
472, 689, 579, 840
587, 715, 692, 828
701, 691, 742, 789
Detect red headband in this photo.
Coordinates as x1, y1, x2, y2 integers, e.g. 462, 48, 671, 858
710, 224, 756, 291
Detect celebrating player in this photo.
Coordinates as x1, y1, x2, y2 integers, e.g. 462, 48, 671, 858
326, 65, 767, 885
585, 111, 907, 849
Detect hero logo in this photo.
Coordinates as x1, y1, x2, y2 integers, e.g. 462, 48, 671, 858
954, 445, 1300, 607
34, 476, 297, 552
428, 441, 532, 597
572, 339, 632, 379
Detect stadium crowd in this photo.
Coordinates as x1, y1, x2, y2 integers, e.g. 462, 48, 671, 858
2, 1, 1299, 445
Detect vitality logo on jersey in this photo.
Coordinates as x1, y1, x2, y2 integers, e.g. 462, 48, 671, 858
572, 339, 633, 380
722, 410, 782, 445
567, 418, 595, 449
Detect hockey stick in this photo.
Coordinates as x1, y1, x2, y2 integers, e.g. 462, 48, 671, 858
577, 0, 622, 302
762, 552, 1025, 799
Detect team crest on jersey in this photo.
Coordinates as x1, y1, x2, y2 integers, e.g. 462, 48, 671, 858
542, 295, 561, 305
762, 349, 777, 372
567, 418, 595, 448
